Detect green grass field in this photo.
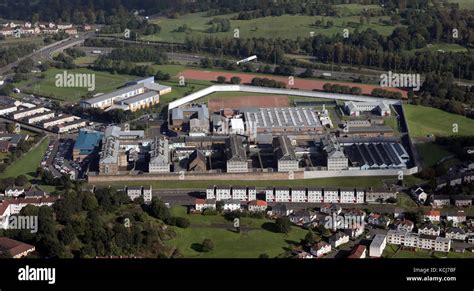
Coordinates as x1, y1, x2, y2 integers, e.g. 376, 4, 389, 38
416, 143, 453, 167
405, 43, 468, 55
167, 206, 305, 258
17, 68, 138, 103
404, 104, 474, 138
0, 36, 45, 48
145, 12, 401, 43
0, 137, 49, 179
448, 0, 474, 9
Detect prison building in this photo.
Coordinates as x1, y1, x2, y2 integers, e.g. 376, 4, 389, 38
242, 107, 323, 136
118, 91, 160, 112
225, 135, 248, 173
272, 136, 299, 172
344, 101, 391, 117
149, 137, 171, 173
54, 119, 87, 133
41, 115, 77, 128
12, 106, 46, 120
344, 142, 408, 170
24, 111, 55, 124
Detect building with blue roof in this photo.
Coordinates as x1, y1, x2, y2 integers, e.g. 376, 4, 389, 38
73, 130, 104, 161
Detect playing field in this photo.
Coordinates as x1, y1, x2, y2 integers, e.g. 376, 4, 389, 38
145, 11, 401, 43
208, 95, 289, 111
166, 206, 307, 258
17, 68, 138, 103
178, 69, 408, 97
0, 137, 49, 179
404, 104, 474, 138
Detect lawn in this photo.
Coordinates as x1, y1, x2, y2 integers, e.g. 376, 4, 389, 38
448, 0, 474, 9
167, 206, 306, 258
0, 137, 49, 179
416, 143, 453, 168
0, 36, 45, 48
145, 12, 401, 43
404, 104, 474, 138
16, 68, 138, 103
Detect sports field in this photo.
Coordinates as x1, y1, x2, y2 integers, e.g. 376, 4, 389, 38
208, 95, 289, 112
0, 137, 49, 180
404, 104, 474, 138
178, 69, 408, 97
17, 68, 138, 103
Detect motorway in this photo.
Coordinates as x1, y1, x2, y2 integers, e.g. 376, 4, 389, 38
0, 30, 97, 79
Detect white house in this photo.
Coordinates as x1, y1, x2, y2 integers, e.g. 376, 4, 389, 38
247, 200, 267, 212
247, 187, 257, 201
222, 199, 241, 212
445, 227, 466, 241
329, 232, 350, 248
216, 186, 232, 201
369, 234, 387, 258
265, 188, 275, 202
418, 223, 440, 236
195, 199, 216, 211
423, 210, 441, 222
206, 186, 215, 199
323, 188, 339, 203
307, 188, 323, 203
291, 188, 306, 202
340, 188, 356, 204
310, 242, 332, 257
446, 211, 467, 227
274, 187, 291, 202
4, 186, 25, 197
395, 219, 414, 232
231, 186, 247, 201
411, 187, 428, 204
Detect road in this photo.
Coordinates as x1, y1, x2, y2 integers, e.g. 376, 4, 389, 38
0, 30, 97, 79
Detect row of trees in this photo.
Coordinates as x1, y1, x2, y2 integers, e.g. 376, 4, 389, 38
322, 83, 362, 95
0, 44, 37, 67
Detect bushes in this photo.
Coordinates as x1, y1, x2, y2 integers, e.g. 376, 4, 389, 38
166, 216, 190, 228
201, 238, 214, 252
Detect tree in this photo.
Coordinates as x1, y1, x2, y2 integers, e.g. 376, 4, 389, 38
275, 217, 291, 234
230, 76, 241, 84
149, 199, 170, 221
6, 123, 15, 133
15, 175, 28, 186
201, 238, 214, 252
216, 76, 227, 84
174, 217, 190, 228
304, 230, 320, 245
